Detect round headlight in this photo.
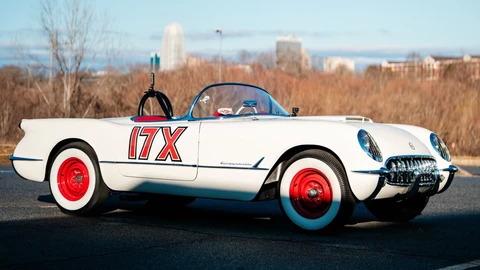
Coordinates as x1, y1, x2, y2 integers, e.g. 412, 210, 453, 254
357, 129, 383, 162
430, 133, 451, 161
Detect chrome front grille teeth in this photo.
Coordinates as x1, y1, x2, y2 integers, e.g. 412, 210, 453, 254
385, 157, 438, 186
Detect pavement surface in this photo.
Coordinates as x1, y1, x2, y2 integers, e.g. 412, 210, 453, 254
1, 164, 479, 270
461, 166, 480, 177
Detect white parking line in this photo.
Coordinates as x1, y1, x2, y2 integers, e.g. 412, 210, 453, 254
456, 166, 473, 177
437, 259, 480, 270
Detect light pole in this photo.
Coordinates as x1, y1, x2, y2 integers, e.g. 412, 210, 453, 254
215, 29, 222, 82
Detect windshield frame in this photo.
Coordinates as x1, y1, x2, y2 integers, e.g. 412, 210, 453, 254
186, 82, 290, 120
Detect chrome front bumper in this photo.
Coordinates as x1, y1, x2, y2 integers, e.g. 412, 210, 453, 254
354, 164, 458, 200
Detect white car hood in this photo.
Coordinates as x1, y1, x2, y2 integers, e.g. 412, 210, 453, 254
294, 116, 431, 159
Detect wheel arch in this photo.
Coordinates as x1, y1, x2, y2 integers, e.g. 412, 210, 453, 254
254, 144, 351, 201
44, 138, 97, 182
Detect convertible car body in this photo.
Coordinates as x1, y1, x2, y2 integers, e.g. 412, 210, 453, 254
10, 79, 458, 231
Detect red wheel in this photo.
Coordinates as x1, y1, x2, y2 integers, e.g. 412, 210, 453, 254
289, 168, 332, 219
57, 157, 90, 201
279, 150, 355, 231
49, 142, 109, 215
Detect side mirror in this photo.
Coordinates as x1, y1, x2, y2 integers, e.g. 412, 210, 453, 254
292, 107, 299, 117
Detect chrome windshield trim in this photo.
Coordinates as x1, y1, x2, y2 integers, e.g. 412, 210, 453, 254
187, 82, 270, 118
9, 155, 43, 161
186, 82, 290, 120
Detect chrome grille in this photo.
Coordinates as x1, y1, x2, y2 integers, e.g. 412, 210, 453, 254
385, 156, 438, 186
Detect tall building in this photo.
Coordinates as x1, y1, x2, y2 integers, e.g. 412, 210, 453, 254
276, 35, 302, 71
160, 23, 186, 71
324, 57, 355, 73
150, 52, 160, 72
301, 48, 312, 71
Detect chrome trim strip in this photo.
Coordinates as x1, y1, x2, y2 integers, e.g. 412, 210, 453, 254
200, 165, 269, 171
100, 161, 197, 167
352, 168, 390, 175
99, 160, 269, 171
9, 155, 43, 161
252, 157, 265, 168
186, 82, 290, 120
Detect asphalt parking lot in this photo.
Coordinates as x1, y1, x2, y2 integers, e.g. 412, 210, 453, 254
1, 164, 479, 270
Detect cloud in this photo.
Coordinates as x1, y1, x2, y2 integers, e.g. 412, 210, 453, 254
378, 29, 390, 35
149, 29, 359, 42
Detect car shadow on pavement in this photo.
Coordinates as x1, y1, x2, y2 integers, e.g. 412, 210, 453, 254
36, 192, 478, 238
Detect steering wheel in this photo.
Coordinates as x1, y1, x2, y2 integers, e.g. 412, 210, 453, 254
137, 90, 174, 119
236, 106, 258, 115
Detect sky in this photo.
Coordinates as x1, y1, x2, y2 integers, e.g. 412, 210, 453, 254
1, 0, 480, 70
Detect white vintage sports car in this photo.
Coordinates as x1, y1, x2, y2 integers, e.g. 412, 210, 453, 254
10, 75, 458, 231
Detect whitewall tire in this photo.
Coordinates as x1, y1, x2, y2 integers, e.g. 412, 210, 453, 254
278, 150, 355, 231
48, 142, 109, 215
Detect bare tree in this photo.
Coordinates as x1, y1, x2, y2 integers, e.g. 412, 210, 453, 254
38, 0, 114, 117
254, 52, 275, 69
237, 50, 253, 64
406, 52, 422, 63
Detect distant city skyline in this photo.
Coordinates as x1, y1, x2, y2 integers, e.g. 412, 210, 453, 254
1, 0, 480, 70
160, 23, 186, 71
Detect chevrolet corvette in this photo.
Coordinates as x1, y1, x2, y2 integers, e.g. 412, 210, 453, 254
10, 75, 458, 231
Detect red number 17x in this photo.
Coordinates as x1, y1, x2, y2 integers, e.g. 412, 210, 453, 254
128, 126, 187, 162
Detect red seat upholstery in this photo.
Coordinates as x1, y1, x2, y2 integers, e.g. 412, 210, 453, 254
131, 115, 168, 122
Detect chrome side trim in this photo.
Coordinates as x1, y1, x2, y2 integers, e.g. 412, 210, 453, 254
199, 165, 269, 171
100, 161, 197, 167
100, 160, 269, 171
9, 155, 43, 161
252, 157, 265, 168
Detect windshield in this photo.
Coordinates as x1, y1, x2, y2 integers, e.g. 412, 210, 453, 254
190, 83, 289, 119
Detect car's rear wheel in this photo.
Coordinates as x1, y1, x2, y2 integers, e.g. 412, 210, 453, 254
48, 142, 109, 215
364, 195, 429, 222
278, 149, 355, 231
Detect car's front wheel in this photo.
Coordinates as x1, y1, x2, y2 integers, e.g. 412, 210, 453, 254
364, 195, 429, 222
278, 150, 355, 231
48, 142, 109, 215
